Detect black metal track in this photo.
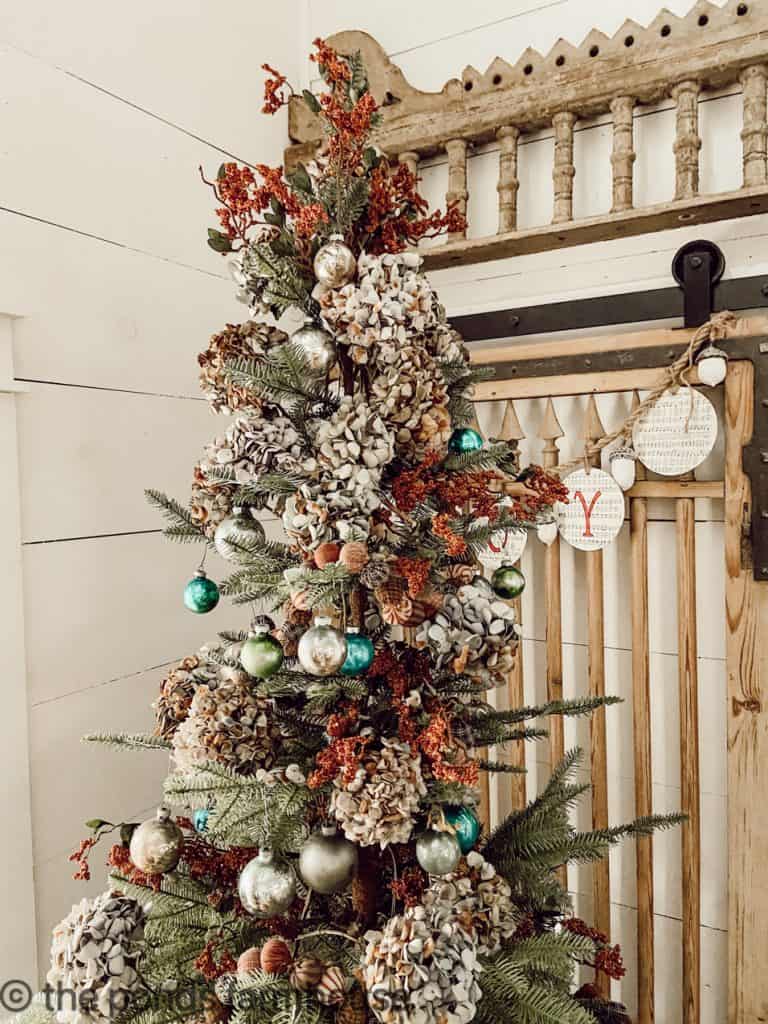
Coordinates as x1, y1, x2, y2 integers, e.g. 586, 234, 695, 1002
453, 273, 768, 342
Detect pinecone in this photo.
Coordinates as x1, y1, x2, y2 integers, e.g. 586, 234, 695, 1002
362, 904, 481, 1024
48, 892, 145, 1023
172, 675, 282, 775
422, 850, 518, 955
198, 321, 287, 414
154, 653, 217, 739
331, 738, 426, 848
359, 556, 391, 590
336, 985, 367, 1024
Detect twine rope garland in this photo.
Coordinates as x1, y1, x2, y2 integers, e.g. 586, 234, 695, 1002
555, 310, 736, 477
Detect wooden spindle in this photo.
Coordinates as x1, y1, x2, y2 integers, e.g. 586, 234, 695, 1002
499, 400, 527, 810
398, 150, 420, 178
552, 111, 577, 223
740, 65, 768, 187
497, 126, 521, 233
445, 138, 469, 240
672, 79, 701, 200
676, 495, 701, 1024
583, 396, 611, 992
629, 392, 654, 1024
610, 96, 636, 213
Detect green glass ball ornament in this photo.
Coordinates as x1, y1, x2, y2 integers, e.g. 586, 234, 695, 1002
238, 849, 296, 918
298, 616, 347, 677
129, 806, 184, 875
340, 627, 375, 676
491, 564, 526, 600
298, 825, 358, 895
240, 624, 284, 679
415, 829, 462, 876
183, 569, 220, 614
448, 427, 483, 454
193, 809, 210, 834
444, 805, 481, 854
214, 507, 265, 562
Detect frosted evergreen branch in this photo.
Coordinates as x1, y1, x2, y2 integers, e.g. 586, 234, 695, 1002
83, 732, 172, 752
145, 490, 208, 544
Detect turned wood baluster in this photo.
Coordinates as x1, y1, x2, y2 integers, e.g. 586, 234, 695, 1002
610, 96, 636, 213
499, 401, 527, 811
583, 396, 611, 997
398, 150, 420, 179
672, 80, 702, 200
496, 126, 521, 233
740, 65, 768, 187
445, 138, 469, 240
552, 111, 577, 223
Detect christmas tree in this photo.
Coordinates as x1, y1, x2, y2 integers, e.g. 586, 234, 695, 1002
27, 40, 680, 1024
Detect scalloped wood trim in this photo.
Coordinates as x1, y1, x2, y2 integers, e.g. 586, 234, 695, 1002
286, 1, 768, 268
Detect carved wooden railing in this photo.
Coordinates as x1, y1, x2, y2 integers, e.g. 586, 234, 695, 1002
286, 0, 768, 269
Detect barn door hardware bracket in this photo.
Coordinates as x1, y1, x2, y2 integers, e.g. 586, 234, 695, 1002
671, 240, 726, 327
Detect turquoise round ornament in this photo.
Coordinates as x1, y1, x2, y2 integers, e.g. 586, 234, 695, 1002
491, 564, 526, 600
448, 427, 483, 454
445, 805, 481, 854
193, 809, 210, 834
240, 629, 284, 679
183, 570, 220, 613
340, 629, 375, 676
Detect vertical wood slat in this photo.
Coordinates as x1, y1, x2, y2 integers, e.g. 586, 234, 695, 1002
676, 497, 701, 1024
445, 138, 469, 240
552, 111, 577, 223
500, 400, 527, 810
672, 79, 702, 200
629, 392, 655, 1024
724, 359, 768, 1023
739, 64, 768, 187
470, 405, 492, 831
610, 95, 636, 213
497, 126, 521, 233
582, 397, 611, 993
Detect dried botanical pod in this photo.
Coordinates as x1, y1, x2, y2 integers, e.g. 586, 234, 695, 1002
154, 653, 217, 739
339, 541, 369, 573
260, 938, 292, 975
359, 557, 391, 590
202, 994, 229, 1024
198, 321, 287, 413
314, 542, 341, 568
336, 985, 368, 1024
236, 947, 262, 974
289, 958, 325, 992
317, 965, 347, 1006
374, 579, 414, 626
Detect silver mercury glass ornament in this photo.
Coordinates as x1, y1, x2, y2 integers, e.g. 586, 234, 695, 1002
238, 848, 297, 918
415, 828, 462, 876
299, 825, 358, 894
292, 317, 337, 373
313, 233, 357, 289
214, 507, 266, 561
129, 806, 184, 875
297, 616, 348, 677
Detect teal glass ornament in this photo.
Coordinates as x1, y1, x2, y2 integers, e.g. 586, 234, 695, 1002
193, 809, 210, 833
183, 569, 220, 613
340, 628, 375, 676
448, 427, 483, 454
240, 626, 284, 679
445, 805, 481, 854
491, 564, 526, 600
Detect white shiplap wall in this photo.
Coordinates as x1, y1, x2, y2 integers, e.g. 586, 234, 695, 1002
0, 0, 302, 980
303, 1, 744, 1021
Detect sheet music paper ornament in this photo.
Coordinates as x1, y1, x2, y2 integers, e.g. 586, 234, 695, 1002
631, 388, 717, 476
478, 503, 527, 575
556, 468, 625, 552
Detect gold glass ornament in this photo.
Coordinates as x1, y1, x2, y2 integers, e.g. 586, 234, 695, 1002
314, 234, 356, 288
129, 806, 184, 875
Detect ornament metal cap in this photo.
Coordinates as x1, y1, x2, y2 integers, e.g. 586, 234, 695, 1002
329, 232, 344, 241
314, 615, 333, 626
194, 568, 208, 579
696, 342, 727, 363
156, 805, 172, 823
346, 626, 360, 635
609, 446, 637, 464
320, 825, 338, 837
258, 848, 274, 864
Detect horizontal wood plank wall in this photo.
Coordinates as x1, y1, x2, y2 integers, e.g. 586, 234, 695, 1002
1, 2, 302, 975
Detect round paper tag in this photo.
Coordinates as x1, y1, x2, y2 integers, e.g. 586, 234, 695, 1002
632, 388, 717, 476
556, 468, 625, 552
479, 523, 527, 574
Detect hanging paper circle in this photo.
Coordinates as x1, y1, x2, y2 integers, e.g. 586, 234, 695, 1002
479, 522, 527, 576
631, 388, 717, 476
555, 468, 625, 552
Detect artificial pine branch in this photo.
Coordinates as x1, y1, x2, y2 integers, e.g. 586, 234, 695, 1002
145, 490, 208, 544
83, 732, 172, 752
